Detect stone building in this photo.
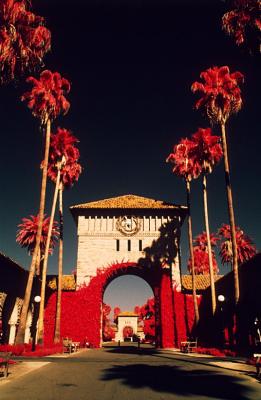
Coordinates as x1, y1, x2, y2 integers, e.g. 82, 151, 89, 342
70, 194, 187, 289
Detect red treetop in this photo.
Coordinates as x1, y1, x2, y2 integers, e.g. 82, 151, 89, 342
0, 0, 51, 83
166, 137, 201, 181
21, 70, 70, 124
191, 66, 244, 124
218, 223, 257, 265
191, 127, 223, 173
47, 127, 82, 189
222, 0, 261, 50
193, 231, 219, 250
16, 214, 59, 256
188, 246, 219, 275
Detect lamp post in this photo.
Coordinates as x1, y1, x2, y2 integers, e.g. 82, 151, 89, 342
217, 294, 225, 347
32, 295, 41, 351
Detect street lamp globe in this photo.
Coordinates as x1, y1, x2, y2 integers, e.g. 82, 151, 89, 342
34, 295, 41, 303
218, 294, 225, 302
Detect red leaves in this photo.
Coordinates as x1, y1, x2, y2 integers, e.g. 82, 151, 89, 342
0, 0, 51, 83
191, 66, 244, 123
16, 214, 59, 256
190, 127, 223, 173
47, 127, 82, 188
222, 0, 261, 50
21, 70, 70, 123
218, 223, 256, 265
166, 137, 201, 181
167, 128, 222, 179
188, 246, 219, 275
123, 326, 133, 338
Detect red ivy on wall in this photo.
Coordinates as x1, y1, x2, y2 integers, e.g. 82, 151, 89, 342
44, 262, 199, 348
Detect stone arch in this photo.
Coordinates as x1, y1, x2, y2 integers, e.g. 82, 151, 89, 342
44, 261, 175, 348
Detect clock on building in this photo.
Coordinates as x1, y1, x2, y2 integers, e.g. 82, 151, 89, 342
116, 216, 140, 236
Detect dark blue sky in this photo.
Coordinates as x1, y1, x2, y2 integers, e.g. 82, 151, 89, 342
0, 0, 260, 291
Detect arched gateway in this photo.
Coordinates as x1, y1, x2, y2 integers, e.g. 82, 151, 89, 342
45, 194, 187, 348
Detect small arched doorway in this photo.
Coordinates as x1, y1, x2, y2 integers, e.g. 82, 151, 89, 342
103, 274, 155, 344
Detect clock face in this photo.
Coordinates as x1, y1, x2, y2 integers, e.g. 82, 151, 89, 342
116, 216, 140, 236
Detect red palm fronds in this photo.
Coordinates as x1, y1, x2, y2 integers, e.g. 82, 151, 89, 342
191, 66, 244, 124
222, 0, 261, 50
218, 223, 256, 265
48, 127, 79, 164
16, 214, 59, 256
0, 0, 51, 83
166, 137, 201, 181
188, 246, 219, 275
21, 70, 70, 124
191, 127, 223, 173
47, 127, 82, 188
193, 231, 219, 250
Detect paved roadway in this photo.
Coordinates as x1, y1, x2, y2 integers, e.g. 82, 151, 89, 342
1, 345, 261, 400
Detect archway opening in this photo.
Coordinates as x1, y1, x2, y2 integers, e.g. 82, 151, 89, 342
102, 274, 155, 345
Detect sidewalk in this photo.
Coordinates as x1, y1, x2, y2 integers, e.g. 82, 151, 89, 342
0, 348, 87, 385
164, 348, 257, 375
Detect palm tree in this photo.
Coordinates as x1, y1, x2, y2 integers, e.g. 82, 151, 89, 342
15, 70, 70, 344
0, 0, 51, 83
188, 232, 219, 275
191, 65, 244, 305
16, 214, 59, 257
167, 138, 201, 324
191, 127, 223, 314
36, 127, 81, 344
222, 0, 261, 54
218, 223, 257, 267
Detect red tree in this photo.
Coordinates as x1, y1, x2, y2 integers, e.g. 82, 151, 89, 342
190, 127, 222, 314
16, 70, 70, 344
218, 223, 256, 266
0, 0, 51, 83
167, 138, 201, 324
192, 65, 244, 305
41, 127, 81, 344
222, 0, 261, 53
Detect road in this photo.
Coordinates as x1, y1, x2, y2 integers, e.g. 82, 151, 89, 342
1, 345, 260, 400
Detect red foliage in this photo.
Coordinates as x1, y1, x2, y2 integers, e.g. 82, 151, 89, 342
191, 66, 244, 124
166, 137, 201, 181
47, 127, 82, 188
193, 231, 219, 250
188, 246, 219, 275
222, 0, 261, 49
113, 306, 121, 322
137, 298, 155, 339
218, 223, 256, 265
44, 262, 197, 349
123, 326, 133, 338
16, 214, 59, 256
21, 70, 70, 123
190, 127, 223, 173
0, 343, 62, 357
0, 0, 51, 83
173, 291, 201, 346
102, 303, 115, 341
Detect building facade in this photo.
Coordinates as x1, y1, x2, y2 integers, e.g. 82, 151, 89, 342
70, 194, 187, 289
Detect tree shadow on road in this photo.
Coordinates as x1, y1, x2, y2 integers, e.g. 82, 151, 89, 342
101, 363, 257, 399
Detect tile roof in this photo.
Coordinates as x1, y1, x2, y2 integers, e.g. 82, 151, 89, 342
70, 194, 187, 210
181, 274, 223, 291
118, 311, 139, 317
47, 275, 76, 291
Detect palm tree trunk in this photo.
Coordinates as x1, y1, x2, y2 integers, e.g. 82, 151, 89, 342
15, 119, 51, 344
37, 167, 61, 344
54, 185, 64, 343
220, 122, 239, 304
202, 172, 216, 315
186, 179, 199, 325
